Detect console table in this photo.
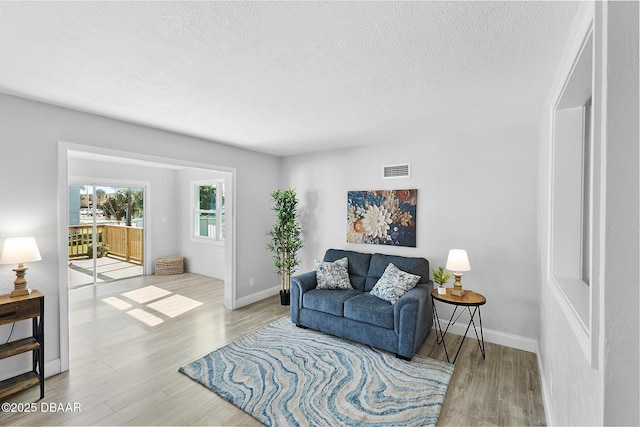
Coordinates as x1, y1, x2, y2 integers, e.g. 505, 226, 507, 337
0, 290, 44, 400
431, 288, 485, 364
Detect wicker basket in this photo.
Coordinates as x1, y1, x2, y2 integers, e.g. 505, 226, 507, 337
155, 256, 184, 275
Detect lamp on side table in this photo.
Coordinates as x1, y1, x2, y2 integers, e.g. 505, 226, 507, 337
446, 249, 470, 297
0, 237, 42, 297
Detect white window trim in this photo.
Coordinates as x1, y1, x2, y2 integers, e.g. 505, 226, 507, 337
191, 179, 225, 244
547, 16, 600, 369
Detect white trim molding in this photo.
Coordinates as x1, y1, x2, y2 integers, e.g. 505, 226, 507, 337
547, 12, 601, 369
235, 285, 280, 309
535, 342, 554, 427
433, 318, 537, 354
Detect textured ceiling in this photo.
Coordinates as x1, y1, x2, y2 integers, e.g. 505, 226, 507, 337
0, 1, 578, 156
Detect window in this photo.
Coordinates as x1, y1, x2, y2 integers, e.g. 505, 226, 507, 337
194, 181, 224, 241
549, 26, 599, 367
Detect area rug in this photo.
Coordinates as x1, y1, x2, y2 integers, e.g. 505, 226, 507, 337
179, 317, 453, 427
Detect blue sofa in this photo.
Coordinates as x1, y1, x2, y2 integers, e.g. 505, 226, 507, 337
290, 249, 433, 359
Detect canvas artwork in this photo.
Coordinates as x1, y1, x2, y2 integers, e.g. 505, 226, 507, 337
347, 189, 417, 247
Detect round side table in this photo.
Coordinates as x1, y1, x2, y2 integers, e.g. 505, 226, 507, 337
430, 288, 486, 364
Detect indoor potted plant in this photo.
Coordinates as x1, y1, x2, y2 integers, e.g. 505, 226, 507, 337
432, 266, 450, 295
266, 188, 303, 305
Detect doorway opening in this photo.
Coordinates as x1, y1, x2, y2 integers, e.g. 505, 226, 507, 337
59, 142, 236, 374
68, 184, 145, 288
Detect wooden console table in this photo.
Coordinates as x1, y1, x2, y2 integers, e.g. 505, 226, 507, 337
0, 290, 44, 400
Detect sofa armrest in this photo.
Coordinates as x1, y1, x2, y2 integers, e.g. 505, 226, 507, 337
394, 282, 432, 358
290, 271, 317, 324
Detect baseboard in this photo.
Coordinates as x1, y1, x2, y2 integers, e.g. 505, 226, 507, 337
45, 358, 62, 379
434, 318, 537, 353
236, 285, 281, 308
536, 343, 553, 426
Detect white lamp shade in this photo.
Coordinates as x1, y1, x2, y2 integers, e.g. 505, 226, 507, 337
446, 249, 470, 272
0, 237, 42, 265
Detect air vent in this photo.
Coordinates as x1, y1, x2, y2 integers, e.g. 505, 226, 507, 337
382, 163, 410, 179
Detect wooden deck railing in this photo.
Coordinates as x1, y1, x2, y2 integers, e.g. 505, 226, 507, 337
103, 225, 143, 264
68, 224, 143, 265
68, 225, 95, 258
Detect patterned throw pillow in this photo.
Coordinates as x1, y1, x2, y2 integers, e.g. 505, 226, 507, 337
370, 263, 421, 304
315, 257, 353, 290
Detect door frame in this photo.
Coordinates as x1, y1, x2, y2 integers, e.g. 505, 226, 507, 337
57, 141, 237, 372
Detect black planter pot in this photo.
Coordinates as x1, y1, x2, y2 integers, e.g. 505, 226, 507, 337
279, 290, 290, 306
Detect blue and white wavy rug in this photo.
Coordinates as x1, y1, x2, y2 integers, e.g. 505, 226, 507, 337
179, 317, 453, 427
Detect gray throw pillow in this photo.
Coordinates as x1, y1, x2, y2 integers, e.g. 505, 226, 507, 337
315, 257, 353, 290
370, 263, 421, 304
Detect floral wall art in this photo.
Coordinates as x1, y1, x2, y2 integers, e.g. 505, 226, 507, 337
347, 189, 417, 247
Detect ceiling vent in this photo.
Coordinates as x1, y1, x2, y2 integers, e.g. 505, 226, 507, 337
382, 163, 410, 179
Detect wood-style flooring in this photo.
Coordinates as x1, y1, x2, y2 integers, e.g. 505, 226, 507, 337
0, 273, 545, 426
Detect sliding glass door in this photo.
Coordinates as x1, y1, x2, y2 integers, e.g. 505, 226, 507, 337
68, 184, 144, 288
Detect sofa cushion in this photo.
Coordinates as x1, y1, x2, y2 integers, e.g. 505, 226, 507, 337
324, 249, 372, 291
344, 292, 394, 329
370, 263, 421, 304
365, 253, 430, 291
303, 289, 362, 317
315, 257, 353, 290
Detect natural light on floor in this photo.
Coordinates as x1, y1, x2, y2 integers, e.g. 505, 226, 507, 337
122, 285, 172, 303
127, 308, 164, 327
102, 296, 133, 310
101, 285, 203, 327
147, 294, 203, 318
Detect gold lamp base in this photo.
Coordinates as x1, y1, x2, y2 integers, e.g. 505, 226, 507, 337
449, 272, 465, 297
10, 264, 31, 297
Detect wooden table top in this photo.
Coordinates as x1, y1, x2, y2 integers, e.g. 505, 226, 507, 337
431, 288, 486, 306
0, 290, 43, 305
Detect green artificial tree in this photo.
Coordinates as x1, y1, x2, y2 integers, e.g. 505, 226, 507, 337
266, 188, 303, 305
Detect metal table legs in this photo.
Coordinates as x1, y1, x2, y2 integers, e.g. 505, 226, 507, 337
432, 298, 485, 364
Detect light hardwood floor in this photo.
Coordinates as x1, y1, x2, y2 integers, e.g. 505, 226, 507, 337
0, 274, 545, 426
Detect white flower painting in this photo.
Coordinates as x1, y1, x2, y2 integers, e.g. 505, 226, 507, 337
347, 189, 417, 247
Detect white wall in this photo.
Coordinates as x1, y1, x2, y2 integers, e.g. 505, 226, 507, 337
598, 1, 638, 424
68, 157, 181, 270
282, 123, 539, 349
0, 93, 281, 379
537, 2, 639, 425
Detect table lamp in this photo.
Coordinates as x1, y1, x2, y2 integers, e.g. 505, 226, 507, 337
0, 237, 42, 297
446, 249, 470, 297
